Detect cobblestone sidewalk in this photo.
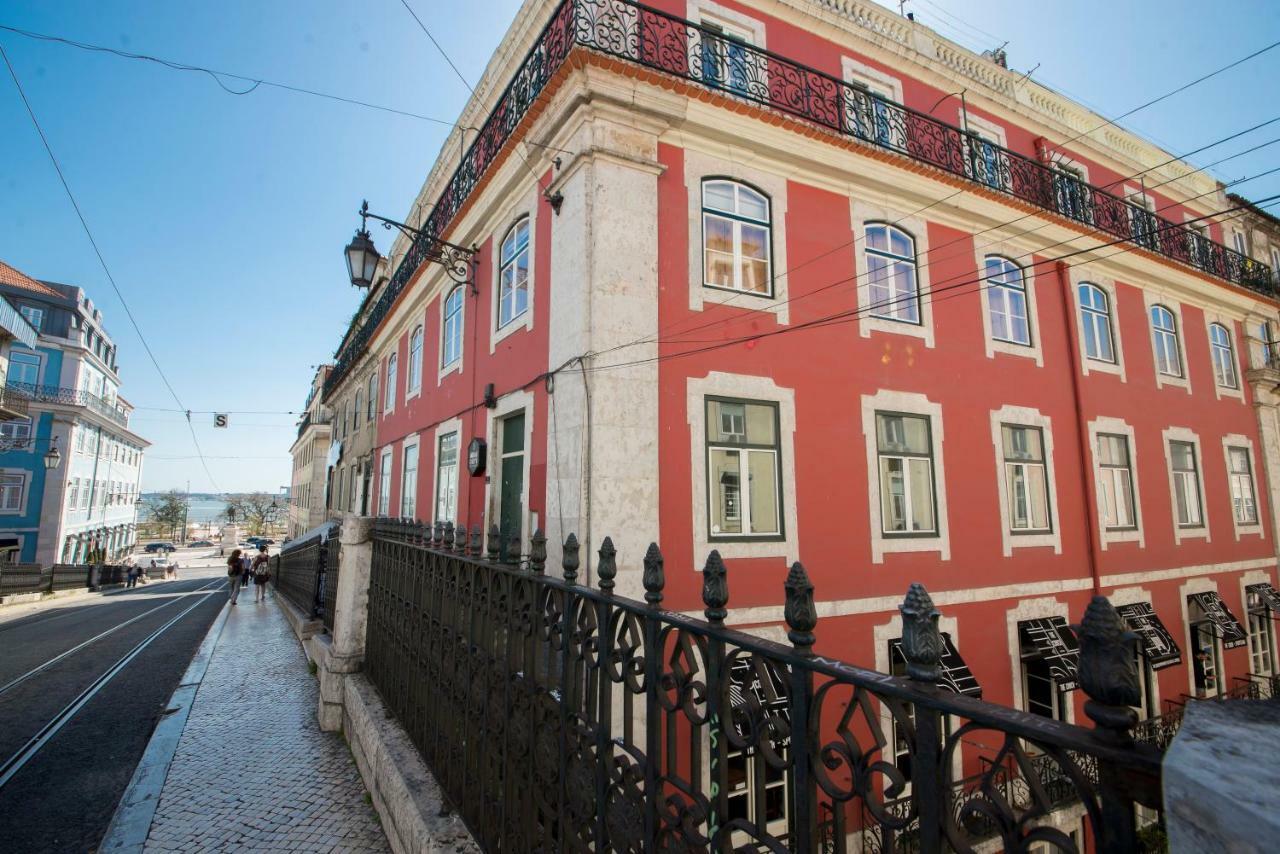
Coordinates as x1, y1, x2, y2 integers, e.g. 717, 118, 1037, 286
142, 596, 388, 853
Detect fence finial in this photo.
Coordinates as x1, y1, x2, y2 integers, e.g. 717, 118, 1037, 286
443, 521, 455, 550
642, 543, 664, 606
597, 536, 617, 592
784, 562, 817, 654
701, 550, 728, 625
506, 532, 521, 565
433, 520, 444, 547
530, 528, 546, 573
469, 525, 483, 558
454, 524, 467, 553
899, 582, 942, 683
487, 524, 501, 562
1075, 595, 1140, 739
562, 533, 579, 583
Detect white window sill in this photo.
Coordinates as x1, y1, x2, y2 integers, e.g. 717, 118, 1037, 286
1100, 528, 1142, 550
492, 312, 530, 349
860, 314, 933, 347
1212, 382, 1244, 402
1155, 371, 1191, 393
438, 360, 462, 384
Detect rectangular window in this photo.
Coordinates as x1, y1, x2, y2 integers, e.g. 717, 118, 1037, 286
1246, 587, 1275, 677
1002, 425, 1050, 532
1097, 434, 1136, 530
706, 398, 782, 539
435, 432, 459, 524
1189, 603, 1222, 698
6, 351, 40, 386
1170, 440, 1202, 528
0, 418, 31, 440
876, 412, 936, 535
18, 305, 43, 331
1228, 447, 1258, 525
400, 444, 418, 518
384, 356, 397, 413
378, 450, 392, 516
0, 473, 24, 511
1232, 230, 1248, 257
367, 373, 377, 421
68, 478, 79, 509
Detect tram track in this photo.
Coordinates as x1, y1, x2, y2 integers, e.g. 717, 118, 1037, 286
0, 581, 226, 791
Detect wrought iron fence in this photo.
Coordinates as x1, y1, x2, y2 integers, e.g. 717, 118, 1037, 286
4, 381, 130, 426
276, 527, 334, 620
324, 0, 1272, 395
0, 564, 49, 595
50, 564, 92, 592
363, 519, 1162, 853
0, 382, 30, 417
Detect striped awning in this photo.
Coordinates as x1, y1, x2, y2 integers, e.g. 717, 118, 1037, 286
890, 632, 982, 698
1018, 616, 1080, 691
1247, 582, 1280, 618
1188, 592, 1248, 649
1116, 602, 1182, 670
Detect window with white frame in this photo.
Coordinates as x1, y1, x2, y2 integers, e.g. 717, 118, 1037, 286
498, 218, 530, 328
1078, 283, 1115, 362
702, 180, 771, 296
1227, 446, 1258, 525
442, 286, 464, 368
705, 398, 781, 539
1097, 434, 1136, 530
6, 351, 40, 386
985, 256, 1031, 346
407, 326, 423, 394
68, 478, 79, 509
1052, 161, 1088, 221
0, 473, 24, 511
367, 373, 377, 421
435, 432, 459, 523
378, 450, 392, 516
1208, 323, 1237, 388
0, 418, 31, 440
875, 412, 936, 535
1169, 440, 1203, 528
401, 443, 418, 518
1002, 425, 1050, 533
699, 19, 756, 97
384, 354, 397, 413
18, 305, 43, 331
1231, 229, 1248, 257
353, 391, 362, 432
1150, 305, 1182, 377
866, 224, 919, 324
1188, 597, 1223, 698
1245, 586, 1275, 677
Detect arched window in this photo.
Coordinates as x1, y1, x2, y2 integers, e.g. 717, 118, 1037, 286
702, 179, 772, 295
985, 256, 1030, 345
384, 353, 398, 412
1150, 305, 1182, 377
1077, 283, 1114, 363
407, 326, 423, 394
353, 390, 362, 431
865, 223, 919, 323
1209, 323, 1237, 388
442, 286, 464, 368
498, 218, 530, 328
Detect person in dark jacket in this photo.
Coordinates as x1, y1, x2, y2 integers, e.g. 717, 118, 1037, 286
227, 549, 244, 604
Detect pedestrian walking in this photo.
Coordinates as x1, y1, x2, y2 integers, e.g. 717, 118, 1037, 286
126, 564, 137, 589
240, 551, 252, 589
252, 546, 270, 603
227, 549, 243, 605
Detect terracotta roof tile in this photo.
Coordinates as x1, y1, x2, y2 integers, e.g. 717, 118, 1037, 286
0, 260, 65, 299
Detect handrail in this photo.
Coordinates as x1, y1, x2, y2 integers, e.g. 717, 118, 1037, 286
6, 381, 128, 427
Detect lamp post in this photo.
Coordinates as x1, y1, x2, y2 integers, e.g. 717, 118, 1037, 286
344, 200, 476, 290
43, 437, 61, 471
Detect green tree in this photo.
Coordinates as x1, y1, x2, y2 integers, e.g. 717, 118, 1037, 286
143, 491, 189, 542
223, 492, 282, 536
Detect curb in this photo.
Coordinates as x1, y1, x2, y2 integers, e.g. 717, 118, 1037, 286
98, 598, 231, 852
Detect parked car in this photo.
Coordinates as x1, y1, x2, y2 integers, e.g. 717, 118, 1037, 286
189, 540, 213, 548
144, 542, 175, 553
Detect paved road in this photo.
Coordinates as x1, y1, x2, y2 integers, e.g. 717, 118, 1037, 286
0, 559, 229, 853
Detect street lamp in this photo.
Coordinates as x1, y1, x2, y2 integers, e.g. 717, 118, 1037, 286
344, 200, 477, 291
344, 215, 381, 289
43, 438, 61, 471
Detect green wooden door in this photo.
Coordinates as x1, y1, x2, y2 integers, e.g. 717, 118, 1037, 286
499, 412, 525, 545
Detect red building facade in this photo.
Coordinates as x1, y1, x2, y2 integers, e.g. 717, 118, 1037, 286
321, 0, 1280, 841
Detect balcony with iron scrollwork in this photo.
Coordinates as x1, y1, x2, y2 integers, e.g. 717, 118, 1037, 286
6, 381, 128, 427
0, 382, 31, 421
324, 0, 1274, 394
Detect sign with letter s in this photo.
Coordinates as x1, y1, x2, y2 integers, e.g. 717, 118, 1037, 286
213, 413, 229, 428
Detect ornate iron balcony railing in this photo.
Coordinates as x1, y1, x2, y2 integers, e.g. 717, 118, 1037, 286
325, 0, 1273, 394
0, 383, 31, 419
7, 381, 128, 427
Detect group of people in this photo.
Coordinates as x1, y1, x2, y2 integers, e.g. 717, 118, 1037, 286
226, 544, 270, 604
122, 557, 180, 588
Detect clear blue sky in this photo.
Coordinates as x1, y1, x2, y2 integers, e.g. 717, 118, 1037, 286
0, 0, 1276, 494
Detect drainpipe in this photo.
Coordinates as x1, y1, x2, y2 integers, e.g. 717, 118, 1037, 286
1056, 260, 1103, 595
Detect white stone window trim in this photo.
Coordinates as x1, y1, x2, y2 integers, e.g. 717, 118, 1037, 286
851, 200, 935, 348
976, 250, 1043, 366
377, 447, 393, 517
1202, 313, 1244, 401
687, 372, 799, 564
961, 110, 1008, 149
683, 149, 790, 323
841, 57, 903, 104
1178, 576, 1223, 699
1087, 416, 1145, 550
1122, 184, 1155, 213
438, 285, 467, 385
405, 324, 425, 401
686, 0, 766, 48
873, 613, 965, 787
861, 389, 949, 563
483, 389, 535, 556
1069, 269, 1126, 381
489, 189, 538, 353
431, 416, 463, 526
383, 353, 398, 415
1105, 585, 1163, 715
400, 434, 421, 519
989, 406, 1063, 556
1047, 153, 1091, 185
1142, 292, 1190, 394
1240, 568, 1279, 678
1162, 426, 1210, 544
1221, 433, 1263, 541
1006, 597, 1076, 725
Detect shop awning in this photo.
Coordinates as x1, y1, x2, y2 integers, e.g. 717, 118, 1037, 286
1116, 602, 1182, 670
1247, 582, 1280, 618
890, 632, 982, 698
1188, 591, 1248, 649
1018, 616, 1080, 691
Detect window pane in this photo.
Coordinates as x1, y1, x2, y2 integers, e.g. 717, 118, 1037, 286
704, 215, 735, 287
907, 458, 935, 531
710, 449, 742, 534
1025, 465, 1049, 529
743, 403, 776, 445
880, 457, 907, 532
703, 181, 735, 212
748, 451, 779, 535
738, 187, 768, 220
1171, 441, 1195, 471
877, 414, 929, 454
